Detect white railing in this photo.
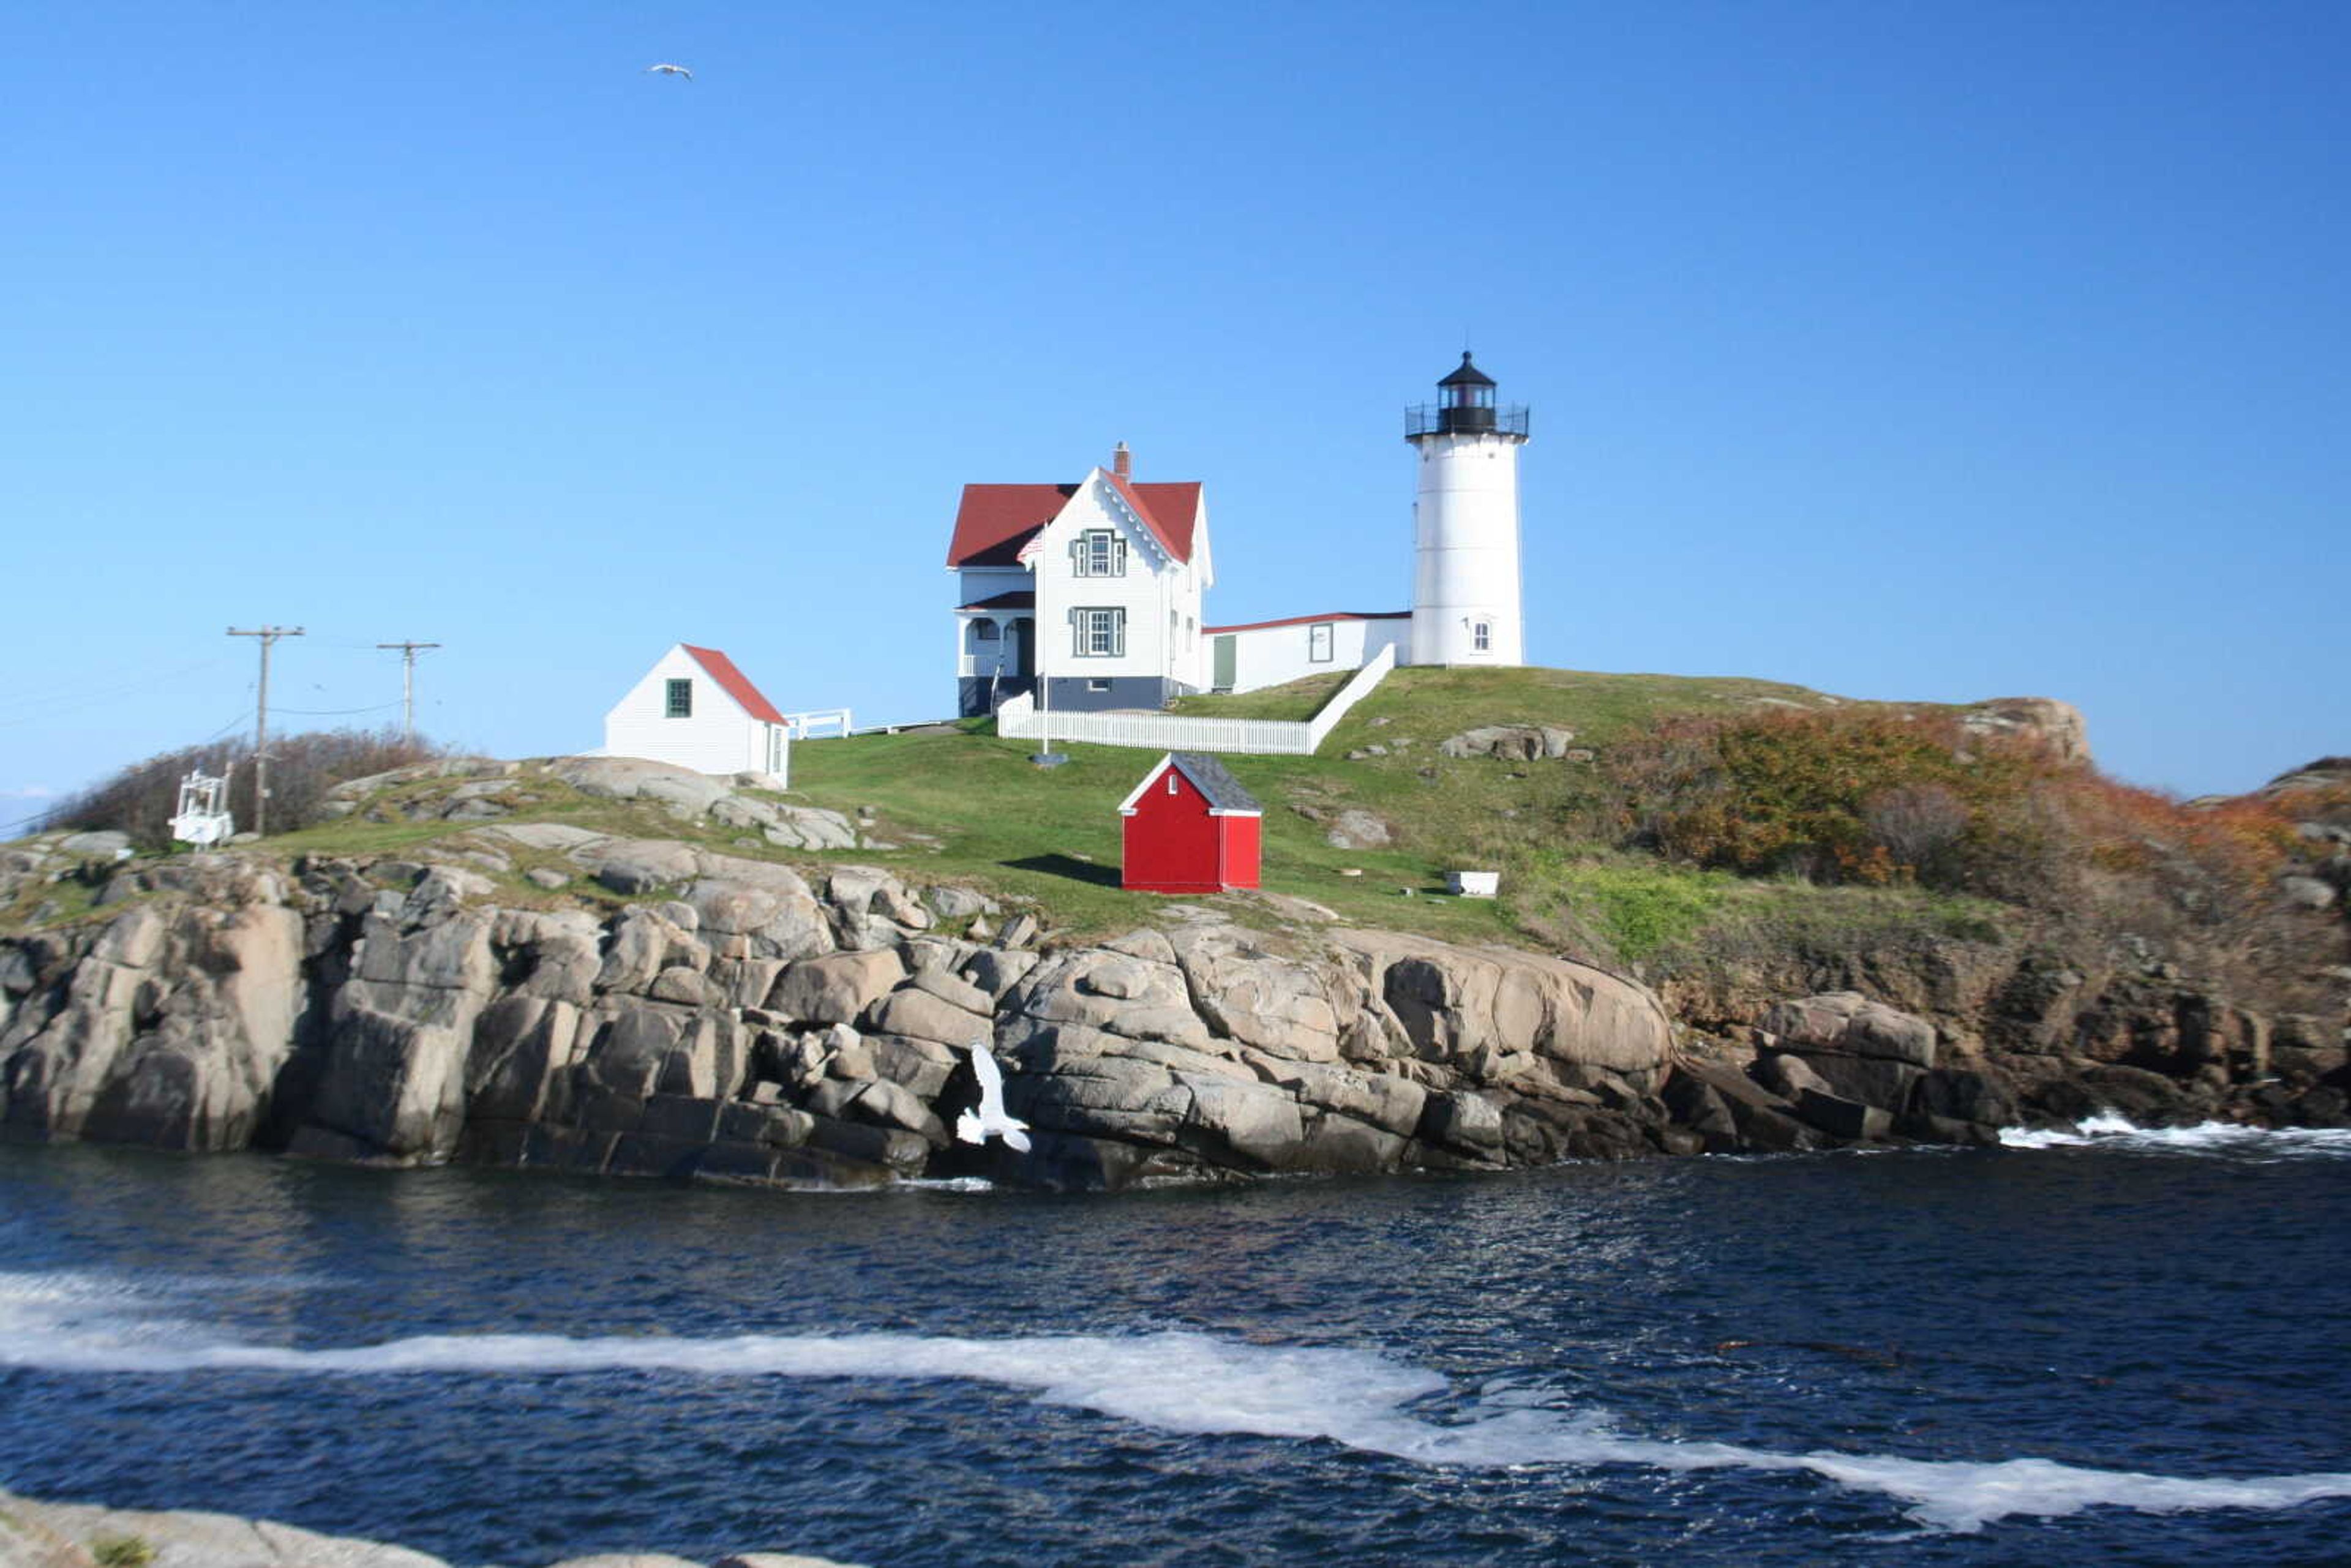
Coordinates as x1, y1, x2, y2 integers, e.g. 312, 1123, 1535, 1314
781, 708, 853, 739
1305, 642, 1397, 749
996, 645, 1394, 756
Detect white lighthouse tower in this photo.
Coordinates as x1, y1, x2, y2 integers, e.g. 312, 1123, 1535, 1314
1407, 351, 1528, 667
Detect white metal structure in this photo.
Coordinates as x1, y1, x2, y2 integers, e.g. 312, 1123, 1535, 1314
781, 708, 853, 739
997, 643, 1395, 756
602, 643, 792, 781
170, 769, 234, 847
1408, 352, 1528, 669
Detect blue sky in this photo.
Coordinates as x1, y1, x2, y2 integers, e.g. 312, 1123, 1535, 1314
2, 0, 2344, 819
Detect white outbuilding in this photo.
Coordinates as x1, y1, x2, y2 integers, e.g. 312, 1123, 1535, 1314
601, 643, 791, 782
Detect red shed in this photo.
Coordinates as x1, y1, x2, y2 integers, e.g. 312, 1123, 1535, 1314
1118, 751, 1263, 894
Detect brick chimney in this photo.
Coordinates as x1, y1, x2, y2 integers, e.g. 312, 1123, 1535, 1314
1112, 441, 1132, 481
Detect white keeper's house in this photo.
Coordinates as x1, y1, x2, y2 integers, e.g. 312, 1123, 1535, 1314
602, 643, 792, 781
947, 354, 1529, 715
947, 444, 1212, 718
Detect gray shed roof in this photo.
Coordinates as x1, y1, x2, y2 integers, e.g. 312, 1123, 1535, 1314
1168, 752, 1261, 812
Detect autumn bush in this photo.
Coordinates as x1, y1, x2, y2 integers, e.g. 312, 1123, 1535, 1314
45, 728, 452, 847
1600, 708, 2301, 929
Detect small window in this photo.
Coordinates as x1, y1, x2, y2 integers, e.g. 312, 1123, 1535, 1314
665, 678, 692, 718
1088, 678, 1111, 692
973, 620, 1000, 640
1166, 773, 1178, 795
1074, 607, 1125, 658
1308, 623, 1334, 662
1472, 621, 1491, 653
1074, 528, 1127, 578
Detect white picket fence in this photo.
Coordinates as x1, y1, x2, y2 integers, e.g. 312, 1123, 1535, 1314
996, 643, 1395, 756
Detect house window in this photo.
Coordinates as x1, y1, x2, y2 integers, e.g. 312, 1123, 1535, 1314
966, 620, 999, 655
1309, 623, 1334, 662
1074, 528, 1127, 577
1089, 679, 1111, 692
1074, 607, 1126, 657
665, 678, 692, 718
1472, 621, 1491, 653
1166, 773, 1178, 795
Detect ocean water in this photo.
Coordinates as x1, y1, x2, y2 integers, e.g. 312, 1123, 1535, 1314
3, 1127, 2348, 1567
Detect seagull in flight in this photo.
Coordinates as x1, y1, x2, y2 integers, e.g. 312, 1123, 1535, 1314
956, 1042, 1031, 1152
644, 62, 694, 81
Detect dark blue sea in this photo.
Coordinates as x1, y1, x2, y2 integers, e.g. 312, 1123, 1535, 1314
5, 1121, 2349, 1567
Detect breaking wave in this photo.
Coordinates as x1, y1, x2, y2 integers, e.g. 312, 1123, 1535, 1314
2000, 1112, 2351, 1157
6, 1271, 2347, 1534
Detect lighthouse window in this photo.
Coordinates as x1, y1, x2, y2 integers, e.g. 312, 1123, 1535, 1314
1075, 529, 1127, 577
1308, 623, 1334, 662
1074, 607, 1126, 657
1472, 621, 1492, 653
665, 679, 692, 718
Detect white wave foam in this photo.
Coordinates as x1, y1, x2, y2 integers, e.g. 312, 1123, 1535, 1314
4, 1270, 2347, 1534
2000, 1111, 2351, 1156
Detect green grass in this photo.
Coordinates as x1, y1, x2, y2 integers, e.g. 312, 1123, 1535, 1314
1166, 671, 1349, 721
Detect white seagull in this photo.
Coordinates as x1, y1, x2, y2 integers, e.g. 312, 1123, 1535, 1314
956, 1042, 1031, 1152
644, 62, 694, 81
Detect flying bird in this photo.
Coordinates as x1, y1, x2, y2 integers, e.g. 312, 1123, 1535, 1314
644, 62, 694, 80
956, 1042, 1032, 1152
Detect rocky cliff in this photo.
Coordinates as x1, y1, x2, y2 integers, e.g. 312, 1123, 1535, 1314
2, 758, 2343, 1190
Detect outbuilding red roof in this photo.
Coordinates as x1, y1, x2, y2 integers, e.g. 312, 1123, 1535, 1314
680, 643, 786, 726
947, 475, 1201, 567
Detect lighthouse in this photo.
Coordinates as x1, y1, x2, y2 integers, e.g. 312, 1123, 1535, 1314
1406, 351, 1528, 667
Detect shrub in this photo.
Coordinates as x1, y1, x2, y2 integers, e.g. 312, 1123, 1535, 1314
89, 1534, 155, 1568
43, 728, 452, 847
1598, 707, 2300, 928
1605, 709, 2047, 888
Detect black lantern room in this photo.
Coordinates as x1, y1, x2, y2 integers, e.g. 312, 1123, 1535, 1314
1406, 351, 1528, 441
1436, 351, 1498, 432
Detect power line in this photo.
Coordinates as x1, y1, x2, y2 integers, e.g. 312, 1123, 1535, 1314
276, 702, 402, 717
0, 657, 236, 727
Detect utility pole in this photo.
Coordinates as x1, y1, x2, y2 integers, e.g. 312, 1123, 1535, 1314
227, 625, 304, 836
376, 640, 441, 745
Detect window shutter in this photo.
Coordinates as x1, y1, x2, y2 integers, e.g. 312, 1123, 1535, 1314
1069, 606, 1082, 657
1113, 609, 1127, 657
1115, 536, 1128, 576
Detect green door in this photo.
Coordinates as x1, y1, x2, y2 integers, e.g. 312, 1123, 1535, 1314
1212, 635, 1236, 691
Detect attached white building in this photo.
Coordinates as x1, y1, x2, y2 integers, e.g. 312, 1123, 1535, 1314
947, 445, 1213, 716
1202, 611, 1412, 694
602, 643, 790, 781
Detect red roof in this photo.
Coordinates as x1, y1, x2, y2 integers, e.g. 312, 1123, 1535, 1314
958, 590, 1036, 612
1203, 610, 1409, 634
1108, 476, 1202, 563
947, 475, 1202, 567
680, 643, 786, 725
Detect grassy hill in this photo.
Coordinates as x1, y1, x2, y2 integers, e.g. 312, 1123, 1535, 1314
781, 668, 2004, 967
4, 669, 2083, 975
